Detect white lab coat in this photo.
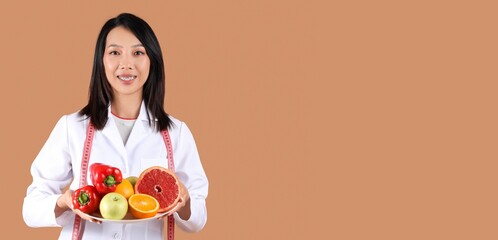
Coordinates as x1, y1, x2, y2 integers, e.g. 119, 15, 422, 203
23, 103, 208, 240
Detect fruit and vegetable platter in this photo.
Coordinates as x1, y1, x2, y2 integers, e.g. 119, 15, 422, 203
73, 163, 181, 223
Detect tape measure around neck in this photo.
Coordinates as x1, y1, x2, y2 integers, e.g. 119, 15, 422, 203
71, 122, 176, 240
161, 129, 176, 240
72, 121, 95, 240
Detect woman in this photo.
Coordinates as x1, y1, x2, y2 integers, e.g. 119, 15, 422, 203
22, 13, 208, 240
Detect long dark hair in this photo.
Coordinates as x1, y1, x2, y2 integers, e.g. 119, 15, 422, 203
80, 13, 172, 131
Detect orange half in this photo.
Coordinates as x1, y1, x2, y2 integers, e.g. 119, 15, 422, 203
128, 194, 159, 219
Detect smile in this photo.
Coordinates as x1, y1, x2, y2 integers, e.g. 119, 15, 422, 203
117, 75, 137, 81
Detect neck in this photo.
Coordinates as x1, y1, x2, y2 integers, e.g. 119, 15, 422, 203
111, 95, 142, 119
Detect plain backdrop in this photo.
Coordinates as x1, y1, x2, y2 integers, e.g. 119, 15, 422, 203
1, 1, 497, 239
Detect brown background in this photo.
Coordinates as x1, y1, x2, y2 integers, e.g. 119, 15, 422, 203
0, 0, 497, 239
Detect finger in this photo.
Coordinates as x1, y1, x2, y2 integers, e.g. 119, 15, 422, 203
177, 199, 186, 208
65, 192, 74, 210
85, 216, 102, 224
156, 203, 182, 221
170, 201, 183, 213
89, 219, 102, 224
74, 209, 102, 224
179, 184, 190, 203
156, 212, 170, 220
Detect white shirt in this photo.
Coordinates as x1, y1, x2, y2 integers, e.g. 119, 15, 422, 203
23, 103, 209, 240
111, 113, 136, 145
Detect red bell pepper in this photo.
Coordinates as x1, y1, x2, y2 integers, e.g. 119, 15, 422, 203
72, 185, 101, 214
90, 163, 123, 194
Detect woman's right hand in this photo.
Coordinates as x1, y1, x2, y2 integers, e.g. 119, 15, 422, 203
56, 189, 102, 224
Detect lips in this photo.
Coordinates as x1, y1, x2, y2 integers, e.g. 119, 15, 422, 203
117, 74, 137, 81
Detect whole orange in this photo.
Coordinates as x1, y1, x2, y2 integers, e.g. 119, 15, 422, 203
114, 179, 134, 199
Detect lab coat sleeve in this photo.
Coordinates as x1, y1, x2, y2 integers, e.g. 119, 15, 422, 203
23, 116, 73, 227
173, 122, 209, 232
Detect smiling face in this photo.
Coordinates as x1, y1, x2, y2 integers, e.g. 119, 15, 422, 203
103, 26, 150, 100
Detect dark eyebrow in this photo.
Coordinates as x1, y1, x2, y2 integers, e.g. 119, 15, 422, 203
107, 44, 122, 48
107, 44, 144, 48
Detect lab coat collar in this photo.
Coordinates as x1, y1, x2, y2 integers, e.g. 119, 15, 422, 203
107, 101, 150, 122
101, 101, 154, 154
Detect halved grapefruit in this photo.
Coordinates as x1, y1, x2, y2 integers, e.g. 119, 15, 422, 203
135, 166, 180, 213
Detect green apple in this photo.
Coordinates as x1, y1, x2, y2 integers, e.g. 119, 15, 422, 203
126, 176, 138, 188
99, 192, 128, 220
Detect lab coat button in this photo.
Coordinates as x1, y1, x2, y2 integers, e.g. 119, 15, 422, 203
113, 233, 121, 239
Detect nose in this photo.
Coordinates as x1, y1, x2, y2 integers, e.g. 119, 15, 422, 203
119, 55, 134, 70
119, 63, 133, 70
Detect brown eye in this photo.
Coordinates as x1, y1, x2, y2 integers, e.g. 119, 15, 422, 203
109, 51, 119, 55
134, 51, 145, 56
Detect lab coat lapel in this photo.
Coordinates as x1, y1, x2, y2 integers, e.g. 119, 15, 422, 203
125, 102, 153, 149
101, 109, 127, 156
